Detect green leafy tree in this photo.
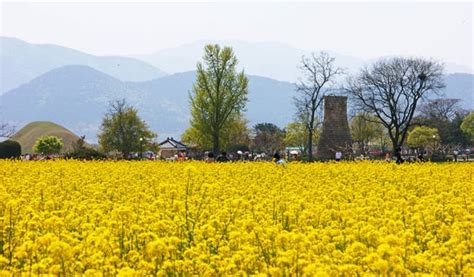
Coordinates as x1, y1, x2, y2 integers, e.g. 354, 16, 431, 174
182, 115, 250, 151
225, 116, 251, 152
33, 135, 63, 155
189, 44, 248, 154
413, 99, 469, 146
181, 126, 208, 149
252, 123, 285, 154
98, 99, 156, 159
407, 126, 440, 150
284, 121, 320, 152
350, 113, 384, 154
461, 112, 474, 142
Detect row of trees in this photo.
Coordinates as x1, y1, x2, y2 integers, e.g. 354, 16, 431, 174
182, 104, 472, 159
350, 98, 473, 155
182, 44, 473, 160
179, 45, 332, 157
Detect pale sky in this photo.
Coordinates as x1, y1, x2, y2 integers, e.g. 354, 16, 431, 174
1, 1, 473, 70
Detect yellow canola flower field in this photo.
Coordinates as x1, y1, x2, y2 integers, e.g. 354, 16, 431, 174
0, 160, 473, 276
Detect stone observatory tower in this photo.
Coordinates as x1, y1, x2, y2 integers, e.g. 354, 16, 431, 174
317, 96, 352, 160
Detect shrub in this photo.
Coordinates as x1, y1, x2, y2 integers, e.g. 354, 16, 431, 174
0, 140, 21, 159
33, 136, 63, 155
67, 147, 106, 160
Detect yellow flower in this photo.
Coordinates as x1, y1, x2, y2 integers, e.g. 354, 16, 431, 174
0, 160, 471, 275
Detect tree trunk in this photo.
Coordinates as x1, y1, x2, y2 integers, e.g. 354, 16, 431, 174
308, 129, 313, 162
212, 133, 220, 155
391, 137, 400, 156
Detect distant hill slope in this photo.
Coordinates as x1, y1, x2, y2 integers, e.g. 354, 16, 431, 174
0, 37, 167, 93
1, 65, 472, 143
10, 121, 81, 154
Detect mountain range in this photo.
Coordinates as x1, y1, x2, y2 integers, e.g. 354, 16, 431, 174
0, 37, 167, 94
1, 37, 472, 143
1, 65, 296, 142
135, 39, 473, 82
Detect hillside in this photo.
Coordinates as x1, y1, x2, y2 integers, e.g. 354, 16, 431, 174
0, 37, 167, 93
10, 121, 81, 154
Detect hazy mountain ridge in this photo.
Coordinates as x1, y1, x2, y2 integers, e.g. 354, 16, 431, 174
1, 65, 134, 141
441, 73, 474, 105
136, 40, 473, 82
2, 65, 471, 144
1, 66, 296, 142
0, 37, 167, 93
135, 40, 365, 82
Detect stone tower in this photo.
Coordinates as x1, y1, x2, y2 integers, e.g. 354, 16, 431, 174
317, 96, 352, 160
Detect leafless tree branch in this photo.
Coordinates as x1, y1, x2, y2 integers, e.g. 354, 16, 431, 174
0, 121, 15, 138
294, 52, 343, 161
345, 57, 445, 153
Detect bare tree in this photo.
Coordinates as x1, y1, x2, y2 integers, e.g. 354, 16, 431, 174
414, 99, 469, 147
0, 121, 15, 138
345, 57, 444, 153
294, 52, 343, 161
419, 98, 464, 121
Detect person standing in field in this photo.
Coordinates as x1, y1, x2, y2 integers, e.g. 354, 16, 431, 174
273, 152, 286, 164
453, 149, 458, 162
385, 152, 391, 162
216, 151, 230, 162
205, 152, 215, 163
177, 151, 185, 161
335, 151, 342, 161
417, 150, 425, 162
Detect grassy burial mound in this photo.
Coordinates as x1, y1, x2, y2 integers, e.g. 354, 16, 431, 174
11, 121, 80, 154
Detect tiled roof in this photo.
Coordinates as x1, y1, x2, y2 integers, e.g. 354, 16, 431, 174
159, 137, 187, 149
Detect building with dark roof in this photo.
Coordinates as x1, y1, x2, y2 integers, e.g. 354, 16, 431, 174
159, 137, 188, 159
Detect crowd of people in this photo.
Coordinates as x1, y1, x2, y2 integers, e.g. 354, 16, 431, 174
20, 153, 60, 160
16, 147, 471, 163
